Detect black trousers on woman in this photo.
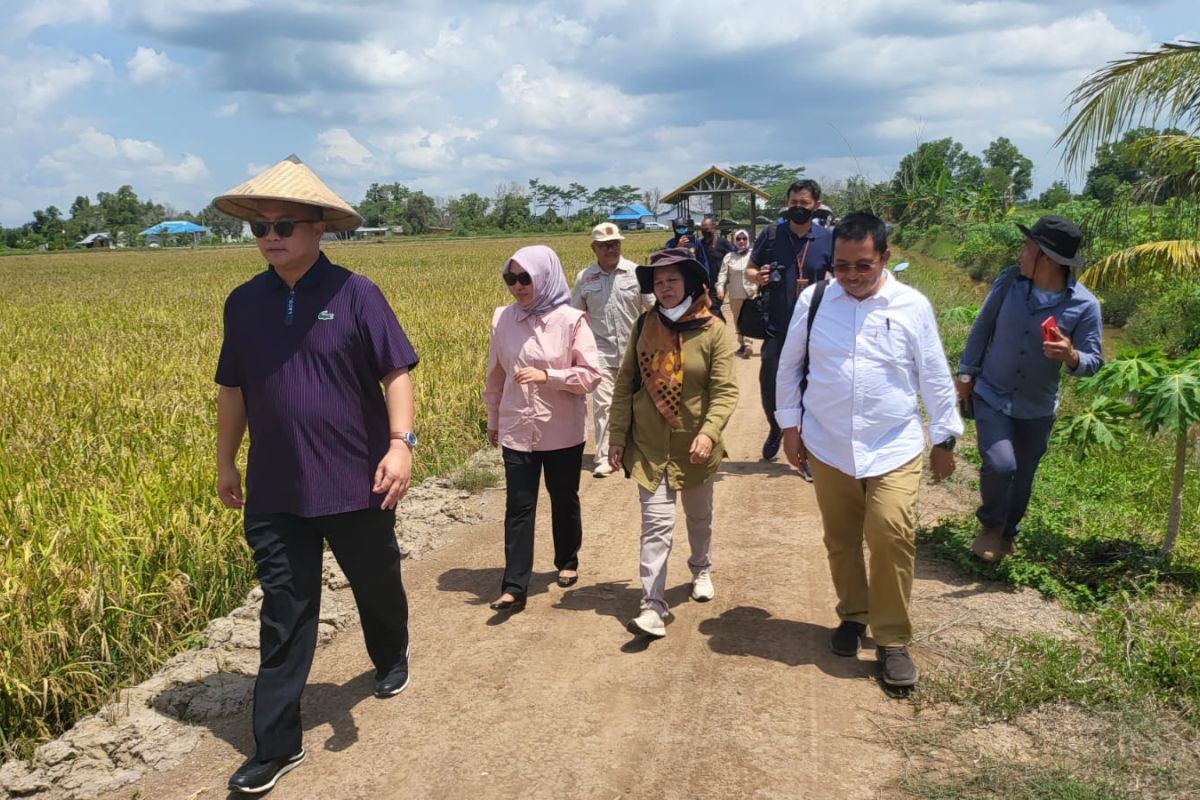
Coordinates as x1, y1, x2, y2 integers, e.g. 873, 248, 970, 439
500, 443, 585, 597
243, 509, 409, 761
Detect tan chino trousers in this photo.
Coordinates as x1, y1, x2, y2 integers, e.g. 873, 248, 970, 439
809, 454, 923, 646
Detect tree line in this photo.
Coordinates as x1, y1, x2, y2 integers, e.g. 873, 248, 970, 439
1, 132, 1181, 251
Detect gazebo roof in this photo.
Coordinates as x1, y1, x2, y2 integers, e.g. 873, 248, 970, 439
661, 166, 769, 204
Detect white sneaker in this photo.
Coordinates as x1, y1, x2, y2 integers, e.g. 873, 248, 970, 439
592, 463, 614, 478
691, 570, 715, 602
626, 608, 666, 638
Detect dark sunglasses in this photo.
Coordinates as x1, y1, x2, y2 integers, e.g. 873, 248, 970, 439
503, 271, 532, 286
250, 219, 320, 238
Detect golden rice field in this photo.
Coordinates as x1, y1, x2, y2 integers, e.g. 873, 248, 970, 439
0, 232, 666, 760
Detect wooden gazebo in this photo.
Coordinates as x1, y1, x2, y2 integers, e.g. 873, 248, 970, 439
661, 166, 770, 237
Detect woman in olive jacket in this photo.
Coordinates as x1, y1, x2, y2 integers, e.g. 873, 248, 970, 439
607, 247, 739, 639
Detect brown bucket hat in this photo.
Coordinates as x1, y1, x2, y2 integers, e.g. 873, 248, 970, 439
636, 247, 710, 294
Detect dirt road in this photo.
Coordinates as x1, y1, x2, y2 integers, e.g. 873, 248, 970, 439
122, 346, 917, 800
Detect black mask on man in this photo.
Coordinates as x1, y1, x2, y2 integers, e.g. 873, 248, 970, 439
784, 206, 814, 225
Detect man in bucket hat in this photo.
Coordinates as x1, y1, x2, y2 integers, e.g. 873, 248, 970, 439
571, 222, 653, 477
213, 155, 419, 794
956, 215, 1103, 563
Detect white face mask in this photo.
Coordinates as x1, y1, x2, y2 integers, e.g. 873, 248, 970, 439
660, 299, 691, 322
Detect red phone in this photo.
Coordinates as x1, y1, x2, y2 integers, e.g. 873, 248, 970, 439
1041, 316, 1058, 342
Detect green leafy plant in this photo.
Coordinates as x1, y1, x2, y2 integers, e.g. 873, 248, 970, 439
1058, 350, 1200, 555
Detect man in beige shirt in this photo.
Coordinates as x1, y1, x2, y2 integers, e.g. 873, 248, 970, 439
571, 222, 653, 476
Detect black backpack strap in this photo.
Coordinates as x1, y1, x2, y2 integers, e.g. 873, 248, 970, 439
798, 281, 827, 423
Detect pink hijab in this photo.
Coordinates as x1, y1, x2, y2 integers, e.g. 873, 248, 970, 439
504, 245, 571, 321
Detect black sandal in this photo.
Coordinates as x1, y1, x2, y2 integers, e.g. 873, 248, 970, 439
556, 573, 578, 588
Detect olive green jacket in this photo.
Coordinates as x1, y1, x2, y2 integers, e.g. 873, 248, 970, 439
609, 316, 739, 492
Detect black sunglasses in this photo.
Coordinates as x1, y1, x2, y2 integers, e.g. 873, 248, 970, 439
250, 219, 320, 238
503, 272, 532, 286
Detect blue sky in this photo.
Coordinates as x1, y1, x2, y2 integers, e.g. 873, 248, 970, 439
1, 0, 1196, 226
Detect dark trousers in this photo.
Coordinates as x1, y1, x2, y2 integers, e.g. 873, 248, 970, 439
501, 443, 584, 597
973, 394, 1056, 539
243, 509, 409, 761
759, 335, 785, 436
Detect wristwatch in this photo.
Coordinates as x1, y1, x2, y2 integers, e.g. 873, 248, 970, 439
390, 431, 418, 448
933, 436, 957, 452
955, 373, 973, 384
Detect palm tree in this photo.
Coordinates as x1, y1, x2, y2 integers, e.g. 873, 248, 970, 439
1055, 41, 1200, 289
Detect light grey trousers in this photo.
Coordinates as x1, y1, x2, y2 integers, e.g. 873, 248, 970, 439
637, 473, 714, 615
590, 366, 616, 468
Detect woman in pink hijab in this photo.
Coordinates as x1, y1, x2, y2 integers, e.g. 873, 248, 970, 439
483, 245, 601, 612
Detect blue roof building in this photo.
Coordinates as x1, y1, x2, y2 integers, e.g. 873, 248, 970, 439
607, 204, 655, 229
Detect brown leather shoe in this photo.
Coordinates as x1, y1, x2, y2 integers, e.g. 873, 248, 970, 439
971, 525, 1012, 562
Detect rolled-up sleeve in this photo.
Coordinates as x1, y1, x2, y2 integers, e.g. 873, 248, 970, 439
958, 266, 1015, 376
917, 300, 965, 443
1066, 298, 1104, 378
544, 316, 601, 394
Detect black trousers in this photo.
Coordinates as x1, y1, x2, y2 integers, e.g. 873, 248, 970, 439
759, 334, 785, 436
500, 443, 584, 597
243, 509, 409, 761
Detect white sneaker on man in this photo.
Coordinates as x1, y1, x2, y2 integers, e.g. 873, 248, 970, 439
691, 570, 715, 602
592, 463, 614, 478
627, 608, 666, 638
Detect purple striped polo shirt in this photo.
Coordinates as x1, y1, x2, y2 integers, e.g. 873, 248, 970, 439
215, 253, 419, 517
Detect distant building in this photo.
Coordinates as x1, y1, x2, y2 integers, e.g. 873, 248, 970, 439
77, 233, 113, 249
607, 203, 656, 230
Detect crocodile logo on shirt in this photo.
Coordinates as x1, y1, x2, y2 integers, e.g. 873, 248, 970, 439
317, 310, 335, 321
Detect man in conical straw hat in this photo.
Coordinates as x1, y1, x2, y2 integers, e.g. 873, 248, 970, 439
212, 155, 419, 794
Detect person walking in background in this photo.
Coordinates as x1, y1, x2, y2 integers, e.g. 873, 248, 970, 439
697, 215, 734, 319
745, 179, 833, 460
213, 155, 418, 794
776, 212, 962, 689
571, 222, 653, 478
608, 248, 738, 639
484, 246, 601, 613
956, 216, 1103, 563
717, 228, 757, 357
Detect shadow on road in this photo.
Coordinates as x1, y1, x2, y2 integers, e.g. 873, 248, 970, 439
697, 606, 879, 680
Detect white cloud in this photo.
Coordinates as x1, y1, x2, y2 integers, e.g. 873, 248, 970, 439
157, 153, 210, 183
13, 0, 110, 36
0, 50, 111, 117
497, 64, 650, 133
214, 102, 239, 117
127, 46, 187, 87
316, 128, 373, 167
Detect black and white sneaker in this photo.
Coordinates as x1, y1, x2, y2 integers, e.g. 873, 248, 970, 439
227, 749, 305, 794
374, 645, 411, 698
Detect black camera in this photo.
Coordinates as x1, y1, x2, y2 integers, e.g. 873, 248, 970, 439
766, 262, 785, 285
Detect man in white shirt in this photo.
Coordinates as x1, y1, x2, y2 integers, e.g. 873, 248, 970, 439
571, 222, 653, 476
775, 212, 962, 689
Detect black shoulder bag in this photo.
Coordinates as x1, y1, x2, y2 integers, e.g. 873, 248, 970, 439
736, 225, 777, 340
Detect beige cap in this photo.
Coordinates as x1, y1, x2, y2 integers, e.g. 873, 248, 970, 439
213, 154, 363, 232
590, 222, 625, 243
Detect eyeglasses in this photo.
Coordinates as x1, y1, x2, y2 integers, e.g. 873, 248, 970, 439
250, 219, 320, 238
503, 272, 532, 286
735, 236, 748, 242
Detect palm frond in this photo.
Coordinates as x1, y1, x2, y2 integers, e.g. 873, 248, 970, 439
1128, 134, 1200, 200
1056, 41, 1200, 173
1079, 239, 1200, 288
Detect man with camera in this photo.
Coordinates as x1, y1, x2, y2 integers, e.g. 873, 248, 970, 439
745, 179, 833, 461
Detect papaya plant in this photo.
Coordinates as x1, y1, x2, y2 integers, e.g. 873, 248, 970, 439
1058, 349, 1200, 555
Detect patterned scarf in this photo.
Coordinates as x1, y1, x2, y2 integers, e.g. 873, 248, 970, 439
636, 293, 714, 428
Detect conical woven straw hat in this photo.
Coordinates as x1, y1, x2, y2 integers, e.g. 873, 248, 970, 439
213, 154, 363, 232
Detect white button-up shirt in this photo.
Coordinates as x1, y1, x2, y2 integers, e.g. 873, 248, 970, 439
570, 257, 653, 370
775, 271, 963, 479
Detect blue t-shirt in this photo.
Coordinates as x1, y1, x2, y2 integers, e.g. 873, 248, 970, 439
749, 222, 833, 337
216, 253, 420, 516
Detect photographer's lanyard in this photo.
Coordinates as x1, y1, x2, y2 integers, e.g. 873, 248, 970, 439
793, 237, 812, 298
